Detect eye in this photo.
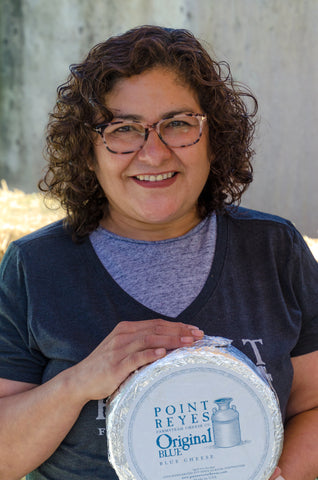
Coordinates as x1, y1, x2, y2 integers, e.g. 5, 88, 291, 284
170, 120, 188, 127
164, 119, 193, 131
106, 122, 144, 135
115, 125, 135, 133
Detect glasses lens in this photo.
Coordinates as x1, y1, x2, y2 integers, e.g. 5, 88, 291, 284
100, 114, 204, 154
103, 121, 145, 153
159, 114, 202, 148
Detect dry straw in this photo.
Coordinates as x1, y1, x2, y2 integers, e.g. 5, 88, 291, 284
0, 180, 63, 262
0, 179, 317, 262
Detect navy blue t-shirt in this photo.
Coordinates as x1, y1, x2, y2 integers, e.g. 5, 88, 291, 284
0, 208, 317, 480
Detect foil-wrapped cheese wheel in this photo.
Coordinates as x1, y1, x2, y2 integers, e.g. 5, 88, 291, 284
106, 336, 283, 480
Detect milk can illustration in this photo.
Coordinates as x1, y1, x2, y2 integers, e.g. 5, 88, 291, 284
211, 397, 242, 447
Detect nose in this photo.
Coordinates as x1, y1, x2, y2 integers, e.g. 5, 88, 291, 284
137, 129, 171, 165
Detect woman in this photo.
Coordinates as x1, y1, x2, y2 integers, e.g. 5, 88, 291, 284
0, 26, 317, 480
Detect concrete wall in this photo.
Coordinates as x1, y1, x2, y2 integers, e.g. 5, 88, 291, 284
1, 0, 317, 236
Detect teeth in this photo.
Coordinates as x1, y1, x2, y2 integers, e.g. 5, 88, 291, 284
136, 172, 174, 182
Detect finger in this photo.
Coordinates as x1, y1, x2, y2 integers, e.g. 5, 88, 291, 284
105, 346, 168, 394
113, 319, 203, 338
121, 345, 168, 374
106, 325, 203, 384
108, 320, 204, 354
113, 318, 199, 333
111, 328, 203, 359
269, 466, 283, 480
152, 321, 204, 338
99, 321, 204, 393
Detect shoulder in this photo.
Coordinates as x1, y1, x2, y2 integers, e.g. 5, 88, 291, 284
225, 206, 295, 229
2, 220, 90, 274
224, 206, 299, 244
9, 220, 70, 261
13, 219, 70, 247
221, 207, 316, 266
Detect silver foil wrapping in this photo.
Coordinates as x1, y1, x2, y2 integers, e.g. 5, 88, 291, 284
106, 336, 283, 480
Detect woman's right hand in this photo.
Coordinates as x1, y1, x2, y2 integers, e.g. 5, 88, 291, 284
0, 319, 203, 480
71, 319, 204, 403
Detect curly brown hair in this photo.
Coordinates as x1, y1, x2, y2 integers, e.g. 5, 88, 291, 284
39, 25, 258, 240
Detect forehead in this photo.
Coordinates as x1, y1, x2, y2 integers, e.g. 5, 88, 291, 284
105, 68, 201, 120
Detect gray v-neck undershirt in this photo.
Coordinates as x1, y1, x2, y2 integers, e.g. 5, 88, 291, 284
89, 214, 217, 317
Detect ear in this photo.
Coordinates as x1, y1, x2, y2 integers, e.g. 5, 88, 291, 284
86, 151, 97, 172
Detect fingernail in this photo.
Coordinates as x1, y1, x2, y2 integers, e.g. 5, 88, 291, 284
155, 348, 166, 356
188, 325, 200, 329
181, 336, 194, 343
191, 329, 204, 337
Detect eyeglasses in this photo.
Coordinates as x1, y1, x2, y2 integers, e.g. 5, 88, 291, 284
92, 113, 207, 154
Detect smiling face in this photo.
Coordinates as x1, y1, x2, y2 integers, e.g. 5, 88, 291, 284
92, 67, 211, 240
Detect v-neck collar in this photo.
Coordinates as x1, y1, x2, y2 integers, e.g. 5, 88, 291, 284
84, 213, 228, 321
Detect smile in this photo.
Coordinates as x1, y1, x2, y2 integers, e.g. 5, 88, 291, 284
135, 172, 176, 182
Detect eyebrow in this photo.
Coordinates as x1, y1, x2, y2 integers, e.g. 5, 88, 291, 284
109, 108, 197, 122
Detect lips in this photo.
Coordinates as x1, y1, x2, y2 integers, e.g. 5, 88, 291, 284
132, 171, 178, 188
135, 172, 176, 182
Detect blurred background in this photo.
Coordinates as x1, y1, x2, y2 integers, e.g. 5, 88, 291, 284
1, 0, 317, 237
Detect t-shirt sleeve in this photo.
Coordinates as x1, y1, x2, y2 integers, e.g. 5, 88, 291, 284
289, 228, 318, 357
0, 242, 47, 383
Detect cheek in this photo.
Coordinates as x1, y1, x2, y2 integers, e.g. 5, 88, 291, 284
92, 154, 130, 199
196, 143, 212, 181
92, 144, 116, 178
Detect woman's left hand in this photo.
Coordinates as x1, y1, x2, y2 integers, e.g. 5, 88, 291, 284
269, 467, 284, 479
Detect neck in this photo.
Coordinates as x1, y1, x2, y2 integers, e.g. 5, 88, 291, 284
99, 211, 203, 241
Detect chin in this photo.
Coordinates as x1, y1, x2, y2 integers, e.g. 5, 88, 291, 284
140, 215, 176, 225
